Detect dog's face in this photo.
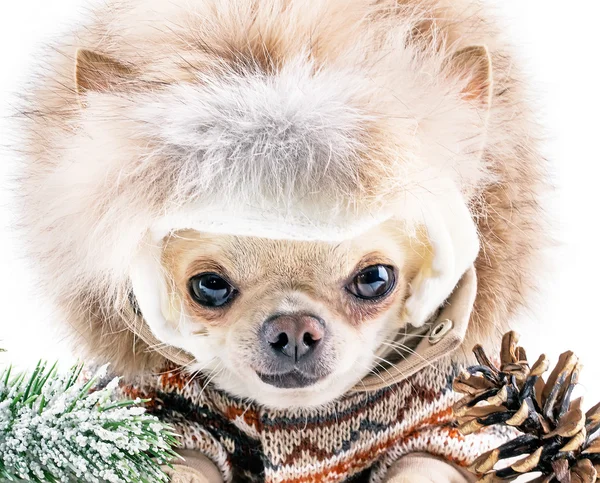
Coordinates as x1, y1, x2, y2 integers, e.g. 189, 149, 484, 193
160, 221, 423, 407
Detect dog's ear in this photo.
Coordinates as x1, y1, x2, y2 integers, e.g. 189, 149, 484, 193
75, 49, 133, 104
447, 45, 493, 110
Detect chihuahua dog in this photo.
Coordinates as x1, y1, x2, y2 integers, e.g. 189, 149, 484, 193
17, 0, 545, 481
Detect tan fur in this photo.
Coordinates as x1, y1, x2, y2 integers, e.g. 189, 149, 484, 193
75, 49, 134, 97
16, 0, 546, 387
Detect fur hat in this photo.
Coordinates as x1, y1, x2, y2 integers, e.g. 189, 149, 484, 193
16, 0, 546, 374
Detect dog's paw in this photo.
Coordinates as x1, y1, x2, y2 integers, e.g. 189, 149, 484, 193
385, 475, 434, 483
162, 465, 212, 483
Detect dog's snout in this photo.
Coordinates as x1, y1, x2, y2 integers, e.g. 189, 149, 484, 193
257, 313, 331, 388
262, 314, 325, 362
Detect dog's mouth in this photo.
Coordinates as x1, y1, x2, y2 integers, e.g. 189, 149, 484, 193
257, 370, 323, 389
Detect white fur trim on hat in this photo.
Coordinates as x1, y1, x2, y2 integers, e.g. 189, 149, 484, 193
149, 203, 394, 244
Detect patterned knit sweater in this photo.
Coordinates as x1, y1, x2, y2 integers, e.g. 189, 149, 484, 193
120, 357, 508, 483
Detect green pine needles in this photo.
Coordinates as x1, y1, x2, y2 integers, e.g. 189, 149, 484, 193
0, 360, 180, 482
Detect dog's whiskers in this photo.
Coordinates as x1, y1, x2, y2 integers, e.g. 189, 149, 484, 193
368, 354, 419, 395
380, 340, 442, 376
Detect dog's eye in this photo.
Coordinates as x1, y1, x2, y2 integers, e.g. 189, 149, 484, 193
189, 273, 236, 308
346, 265, 395, 300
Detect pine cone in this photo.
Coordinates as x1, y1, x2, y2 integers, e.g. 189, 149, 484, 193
453, 331, 600, 482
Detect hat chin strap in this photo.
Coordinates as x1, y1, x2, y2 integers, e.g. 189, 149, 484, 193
355, 264, 477, 392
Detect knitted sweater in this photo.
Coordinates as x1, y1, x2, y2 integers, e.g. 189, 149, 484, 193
120, 357, 507, 483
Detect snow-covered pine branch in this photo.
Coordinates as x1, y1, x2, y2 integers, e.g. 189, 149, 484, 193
0, 360, 179, 482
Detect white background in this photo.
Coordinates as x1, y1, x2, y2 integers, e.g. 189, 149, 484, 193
0, 1, 599, 404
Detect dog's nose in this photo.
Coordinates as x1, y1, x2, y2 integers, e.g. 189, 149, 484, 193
262, 314, 325, 362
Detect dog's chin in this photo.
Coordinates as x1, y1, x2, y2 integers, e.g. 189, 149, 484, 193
256, 370, 323, 389
209, 365, 366, 409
